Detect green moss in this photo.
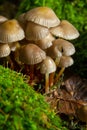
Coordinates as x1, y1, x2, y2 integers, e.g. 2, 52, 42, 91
0, 65, 67, 130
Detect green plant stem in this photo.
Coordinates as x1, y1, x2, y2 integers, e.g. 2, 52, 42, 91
42, 0, 46, 6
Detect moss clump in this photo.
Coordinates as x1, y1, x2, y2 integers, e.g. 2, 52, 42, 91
0, 65, 67, 130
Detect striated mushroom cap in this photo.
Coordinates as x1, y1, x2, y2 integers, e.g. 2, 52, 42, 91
19, 43, 46, 65
25, 21, 49, 40
35, 33, 55, 49
0, 43, 11, 58
24, 7, 60, 28
40, 56, 56, 74
50, 20, 80, 40
58, 56, 74, 68
52, 38, 75, 56
0, 19, 25, 43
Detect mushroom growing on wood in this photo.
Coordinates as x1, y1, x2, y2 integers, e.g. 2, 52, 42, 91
50, 20, 80, 40
19, 43, 46, 82
54, 56, 74, 84
40, 56, 56, 93
24, 7, 60, 28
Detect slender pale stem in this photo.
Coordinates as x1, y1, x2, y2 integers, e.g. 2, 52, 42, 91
54, 67, 65, 84
49, 72, 55, 87
45, 73, 49, 93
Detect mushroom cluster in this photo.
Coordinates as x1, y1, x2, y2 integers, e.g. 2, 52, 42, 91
0, 7, 80, 93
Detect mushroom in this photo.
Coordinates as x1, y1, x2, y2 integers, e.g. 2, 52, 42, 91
54, 56, 74, 84
0, 19, 25, 43
0, 19, 25, 69
40, 56, 56, 93
52, 38, 75, 56
0, 43, 13, 67
0, 15, 8, 24
25, 21, 49, 41
24, 7, 60, 28
35, 33, 55, 50
19, 43, 46, 82
0, 43, 11, 58
46, 40, 62, 65
50, 20, 80, 40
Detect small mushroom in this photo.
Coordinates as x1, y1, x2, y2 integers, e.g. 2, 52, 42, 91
46, 40, 62, 65
35, 33, 55, 50
40, 56, 56, 93
52, 38, 75, 56
0, 19, 25, 43
55, 56, 74, 84
50, 20, 80, 40
19, 43, 46, 82
0, 15, 8, 24
0, 43, 13, 68
25, 21, 49, 41
0, 43, 11, 58
24, 7, 60, 28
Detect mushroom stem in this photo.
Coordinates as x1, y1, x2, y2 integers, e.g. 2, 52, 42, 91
24, 64, 29, 74
45, 73, 49, 93
49, 72, 55, 87
54, 67, 65, 84
29, 65, 34, 81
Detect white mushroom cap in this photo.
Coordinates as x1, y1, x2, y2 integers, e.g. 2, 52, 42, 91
24, 7, 60, 28
52, 38, 75, 56
0, 19, 25, 43
40, 56, 56, 74
50, 20, 80, 40
35, 33, 55, 49
0, 15, 8, 24
19, 43, 46, 65
25, 21, 49, 40
0, 43, 11, 57
58, 56, 74, 68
